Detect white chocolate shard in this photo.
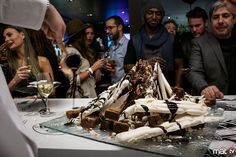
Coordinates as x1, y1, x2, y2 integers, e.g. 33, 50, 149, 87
105, 79, 130, 106
161, 73, 172, 97
119, 98, 208, 120
73, 78, 130, 124
157, 64, 167, 99
116, 115, 221, 143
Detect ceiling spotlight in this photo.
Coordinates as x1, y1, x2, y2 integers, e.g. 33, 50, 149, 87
66, 0, 73, 2
87, 13, 93, 17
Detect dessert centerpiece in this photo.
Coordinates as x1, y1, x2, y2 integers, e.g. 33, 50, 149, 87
64, 60, 221, 143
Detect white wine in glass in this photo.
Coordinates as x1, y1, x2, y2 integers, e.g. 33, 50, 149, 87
37, 72, 55, 117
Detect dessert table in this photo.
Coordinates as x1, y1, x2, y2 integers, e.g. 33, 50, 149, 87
15, 96, 236, 157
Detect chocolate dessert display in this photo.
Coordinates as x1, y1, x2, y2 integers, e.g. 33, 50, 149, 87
65, 60, 221, 143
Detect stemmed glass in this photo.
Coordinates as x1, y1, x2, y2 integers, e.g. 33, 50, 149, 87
37, 72, 55, 117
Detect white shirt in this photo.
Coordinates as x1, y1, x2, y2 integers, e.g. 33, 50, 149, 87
0, 0, 49, 156
0, 67, 37, 157
0, 0, 48, 30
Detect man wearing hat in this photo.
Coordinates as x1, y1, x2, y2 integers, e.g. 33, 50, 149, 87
124, 1, 182, 86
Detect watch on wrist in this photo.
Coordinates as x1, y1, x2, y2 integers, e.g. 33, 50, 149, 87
87, 68, 93, 75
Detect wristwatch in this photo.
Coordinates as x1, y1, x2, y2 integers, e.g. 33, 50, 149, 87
87, 68, 93, 75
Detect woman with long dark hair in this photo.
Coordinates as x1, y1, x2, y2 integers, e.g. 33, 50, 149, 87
2, 25, 54, 97
61, 19, 104, 98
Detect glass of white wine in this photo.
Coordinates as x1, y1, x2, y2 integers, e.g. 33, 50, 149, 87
37, 72, 55, 117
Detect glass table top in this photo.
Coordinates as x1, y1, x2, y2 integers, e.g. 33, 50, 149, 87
40, 114, 221, 157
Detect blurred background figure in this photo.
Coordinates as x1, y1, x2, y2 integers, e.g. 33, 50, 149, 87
26, 29, 70, 98
60, 19, 104, 98
1, 25, 54, 98
85, 23, 105, 56
164, 19, 178, 36
164, 19, 184, 88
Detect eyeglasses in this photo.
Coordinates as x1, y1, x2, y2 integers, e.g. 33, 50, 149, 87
104, 25, 117, 31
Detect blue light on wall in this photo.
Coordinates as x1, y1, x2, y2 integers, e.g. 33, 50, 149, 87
103, 0, 129, 26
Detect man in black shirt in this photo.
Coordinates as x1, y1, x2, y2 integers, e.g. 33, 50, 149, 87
124, 0, 183, 86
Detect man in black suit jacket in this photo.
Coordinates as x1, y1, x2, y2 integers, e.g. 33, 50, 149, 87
187, 1, 236, 99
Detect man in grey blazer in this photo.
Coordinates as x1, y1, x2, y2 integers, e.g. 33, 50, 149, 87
187, 1, 236, 99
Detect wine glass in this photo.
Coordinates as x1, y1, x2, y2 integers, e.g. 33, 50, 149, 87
37, 72, 55, 117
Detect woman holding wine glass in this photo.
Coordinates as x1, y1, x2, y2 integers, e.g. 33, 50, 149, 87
1, 25, 54, 98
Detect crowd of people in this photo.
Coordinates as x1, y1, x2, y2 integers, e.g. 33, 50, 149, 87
0, 0, 235, 101
0, 0, 235, 156
1, 0, 235, 100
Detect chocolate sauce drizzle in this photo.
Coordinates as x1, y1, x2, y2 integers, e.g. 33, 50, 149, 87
176, 121, 182, 130
141, 105, 150, 116
165, 100, 178, 122
155, 125, 167, 134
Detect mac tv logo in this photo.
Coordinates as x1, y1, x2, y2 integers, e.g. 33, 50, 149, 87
212, 146, 236, 157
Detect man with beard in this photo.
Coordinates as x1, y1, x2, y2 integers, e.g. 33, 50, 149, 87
179, 7, 208, 92
124, 1, 182, 86
104, 15, 129, 84
187, 1, 236, 99
181, 7, 208, 65
186, 7, 209, 39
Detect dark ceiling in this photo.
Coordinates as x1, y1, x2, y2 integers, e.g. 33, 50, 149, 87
50, 0, 129, 24
51, 0, 215, 25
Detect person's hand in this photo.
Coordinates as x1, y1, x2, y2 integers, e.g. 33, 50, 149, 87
41, 4, 66, 44
147, 56, 166, 70
201, 85, 224, 99
104, 58, 116, 73
104, 62, 115, 73
13, 66, 31, 84
91, 59, 105, 71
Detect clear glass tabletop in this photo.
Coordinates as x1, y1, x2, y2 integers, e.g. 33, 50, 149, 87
40, 114, 221, 157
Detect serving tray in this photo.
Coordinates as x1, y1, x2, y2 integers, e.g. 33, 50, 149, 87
40, 113, 221, 157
